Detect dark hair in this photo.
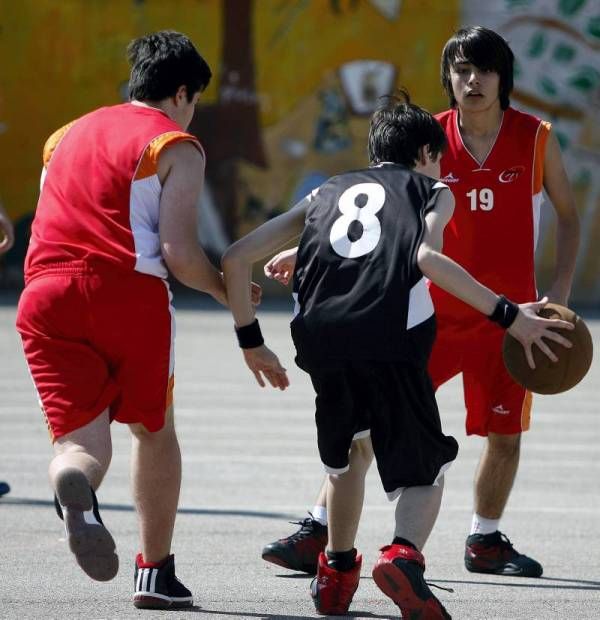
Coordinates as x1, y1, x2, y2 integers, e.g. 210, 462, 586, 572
441, 26, 514, 110
368, 90, 447, 167
127, 30, 212, 102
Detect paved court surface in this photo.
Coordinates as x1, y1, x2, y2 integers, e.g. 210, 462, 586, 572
0, 295, 598, 619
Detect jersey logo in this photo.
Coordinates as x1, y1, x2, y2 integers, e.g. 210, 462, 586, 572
441, 172, 459, 184
499, 166, 525, 184
492, 404, 511, 415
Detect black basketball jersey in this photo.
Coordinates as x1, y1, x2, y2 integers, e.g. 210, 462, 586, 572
291, 163, 447, 368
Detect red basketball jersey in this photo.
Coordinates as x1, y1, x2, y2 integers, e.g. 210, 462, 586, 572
432, 107, 551, 327
25, 103, 203, 282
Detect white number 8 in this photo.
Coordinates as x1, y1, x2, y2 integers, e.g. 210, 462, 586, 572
329, 183, 385, 258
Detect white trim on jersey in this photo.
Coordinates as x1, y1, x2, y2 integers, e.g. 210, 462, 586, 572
532, 191, 543, 250
455, 110, 505, 170
129, 174, 169, 279
406, 277, 435, 329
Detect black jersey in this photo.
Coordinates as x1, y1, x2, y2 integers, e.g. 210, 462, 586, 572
291, 163, 447, 368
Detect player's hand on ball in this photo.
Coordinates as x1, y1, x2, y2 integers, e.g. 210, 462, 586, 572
264, 248, 297, 286
508, 297, 574, 369
243, 345, 289, 390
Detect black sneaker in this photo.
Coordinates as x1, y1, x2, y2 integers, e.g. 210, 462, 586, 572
134, 554, 193, 609
262, 514, 328, 574
465, 531, 543, 577
54, 467, 118, 581
0, 481, 10, 497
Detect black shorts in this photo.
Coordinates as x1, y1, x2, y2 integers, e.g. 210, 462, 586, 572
305, 360, 458, 499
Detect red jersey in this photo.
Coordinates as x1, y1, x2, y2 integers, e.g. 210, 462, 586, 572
432, 107, 550, 328
25, 103, 203, 283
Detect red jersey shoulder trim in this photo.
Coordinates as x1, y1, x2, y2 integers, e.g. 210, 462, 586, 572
134, 132, 204, 181
43, 120, 78, 167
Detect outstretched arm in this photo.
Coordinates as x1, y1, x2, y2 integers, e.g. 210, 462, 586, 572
542, 129, 580, 306
221, 202, 307, 389
418, 188, 574, 369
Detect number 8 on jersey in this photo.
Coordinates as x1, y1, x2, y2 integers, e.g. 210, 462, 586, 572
330, 183, 385, 258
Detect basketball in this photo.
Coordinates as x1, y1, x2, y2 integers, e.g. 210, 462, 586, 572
502, 303, 593, 394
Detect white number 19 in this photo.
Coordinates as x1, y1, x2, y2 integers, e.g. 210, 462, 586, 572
467, 187, 494, 211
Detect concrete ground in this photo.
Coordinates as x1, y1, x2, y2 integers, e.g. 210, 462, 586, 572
0, 296, 598, 619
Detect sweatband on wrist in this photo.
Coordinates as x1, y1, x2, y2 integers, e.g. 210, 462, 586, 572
488, 295, 519, 328
235, 319, 264, 349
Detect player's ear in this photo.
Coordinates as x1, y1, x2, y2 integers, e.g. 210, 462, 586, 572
417, 146, 428, 166
174, 85, 188, 106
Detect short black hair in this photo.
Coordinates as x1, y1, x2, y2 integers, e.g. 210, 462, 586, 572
127, 30, 212, 102
441, 26, 514, 110
368, 90, 447, 167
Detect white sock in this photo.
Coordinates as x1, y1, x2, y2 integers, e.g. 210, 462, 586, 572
470, 513, 499, 535
312, 505, 327, 526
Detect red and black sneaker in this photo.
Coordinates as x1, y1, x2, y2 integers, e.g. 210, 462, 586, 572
465, 531, 543, 577
134, 554, 193, 609
262, 515, 328, 574
372, 544, 452, 619
310, 551, 362, 615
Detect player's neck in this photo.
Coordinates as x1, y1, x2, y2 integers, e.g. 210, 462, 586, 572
456, 105, 503, 139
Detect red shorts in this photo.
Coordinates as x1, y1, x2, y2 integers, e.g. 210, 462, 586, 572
428, 320, 532, 437
16, 262, 174, 441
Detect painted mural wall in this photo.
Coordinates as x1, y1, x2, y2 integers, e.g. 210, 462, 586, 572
0, 0, 597, 305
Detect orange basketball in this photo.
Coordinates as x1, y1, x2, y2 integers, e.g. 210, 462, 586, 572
502, 303, 593, 394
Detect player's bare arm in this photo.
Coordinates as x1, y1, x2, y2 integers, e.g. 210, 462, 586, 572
158, 141, 228, 305
0, 201, 14, 255
542, 129, 580, 306
418, 188, 573, 369
222, 203, 307, 390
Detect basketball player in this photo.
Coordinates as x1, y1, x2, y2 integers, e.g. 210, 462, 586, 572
221, 93, 572, 617
260, 26, 580, 581
15, 31, 231, 608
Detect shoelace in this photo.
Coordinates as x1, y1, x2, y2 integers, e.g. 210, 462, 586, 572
427, 581, 454, 593
285, 513, 321, 541
498, 532, 516, 550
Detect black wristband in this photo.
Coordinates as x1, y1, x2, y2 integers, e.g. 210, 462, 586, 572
489, 295, 519, 328
235, 319, 264, 349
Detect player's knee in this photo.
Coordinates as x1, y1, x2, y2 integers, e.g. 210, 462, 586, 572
487, 432, 521, 458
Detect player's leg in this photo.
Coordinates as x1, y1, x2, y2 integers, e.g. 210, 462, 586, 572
49, 409, 112, 491
327, 436, 372, 552
16, 273, 121, 582
371, 362, 455, 620
473, 431, 520, 523
394, 477, 444, 550
129, 406, 180, 563
129, 406, 193, 609
308, 365, 365, 615
463, 335, 542, 577
50, 409, 118, 582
